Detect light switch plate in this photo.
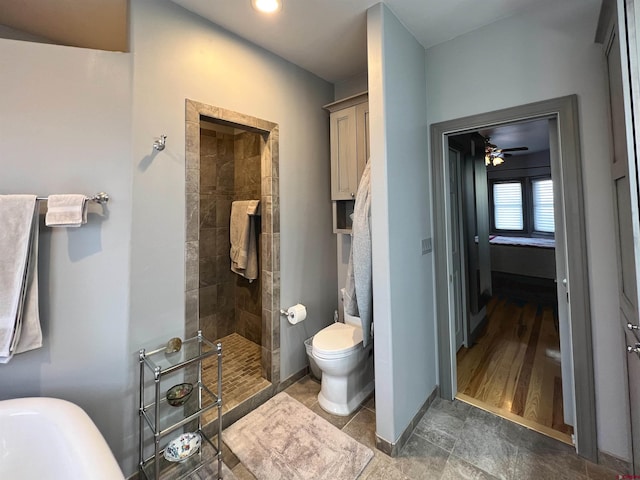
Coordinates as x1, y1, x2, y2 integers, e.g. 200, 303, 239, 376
421, 237, 432, 255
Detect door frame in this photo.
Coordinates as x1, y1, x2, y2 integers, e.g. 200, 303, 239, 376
447, 145, 469, 350
431, 95, 597, 461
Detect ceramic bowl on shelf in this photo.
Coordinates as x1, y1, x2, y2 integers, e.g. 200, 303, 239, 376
166, 382, 194, 407
163, 432, 201, 463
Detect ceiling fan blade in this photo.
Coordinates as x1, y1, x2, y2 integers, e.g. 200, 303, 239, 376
498, 146, 529, 152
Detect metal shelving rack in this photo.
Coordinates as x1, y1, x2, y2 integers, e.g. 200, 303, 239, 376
138, 331, 222, 480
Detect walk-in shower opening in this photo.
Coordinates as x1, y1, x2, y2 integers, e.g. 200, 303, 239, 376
184, 100, 280, 423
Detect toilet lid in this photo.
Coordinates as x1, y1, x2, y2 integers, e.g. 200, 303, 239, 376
312, 322, 363, 357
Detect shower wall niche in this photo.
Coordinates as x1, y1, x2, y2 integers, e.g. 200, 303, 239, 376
185, 99, 280, 383
199, 123, 262, 345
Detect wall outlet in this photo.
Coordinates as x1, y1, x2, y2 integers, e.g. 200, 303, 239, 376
421, 237, 432, 255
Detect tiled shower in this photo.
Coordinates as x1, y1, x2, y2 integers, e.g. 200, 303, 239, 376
198, 125, 262, 345
197, 120, 273, 417
184, 99, 281, 419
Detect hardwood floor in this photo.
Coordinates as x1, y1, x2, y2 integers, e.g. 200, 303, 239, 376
456, 295, 574, 444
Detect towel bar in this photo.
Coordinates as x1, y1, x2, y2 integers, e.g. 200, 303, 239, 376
36, 192, 109, 204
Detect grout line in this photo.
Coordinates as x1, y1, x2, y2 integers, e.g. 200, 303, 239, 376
341, 409, 360, 431
438, 451, 453, 480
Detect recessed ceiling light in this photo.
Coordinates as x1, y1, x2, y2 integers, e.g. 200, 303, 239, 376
251, 0, 282, 13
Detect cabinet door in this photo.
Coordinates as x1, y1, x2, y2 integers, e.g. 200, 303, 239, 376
356, 102, 370, 183
330, 106, 358, 200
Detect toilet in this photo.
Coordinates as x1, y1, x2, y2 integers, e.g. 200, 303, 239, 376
312, 309, 374, 416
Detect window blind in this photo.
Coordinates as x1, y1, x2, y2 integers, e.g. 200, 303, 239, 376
533, 179, 554, 233
493, 182, 523, 230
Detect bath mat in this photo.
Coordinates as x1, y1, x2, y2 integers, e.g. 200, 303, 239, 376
223, 392, 373, 480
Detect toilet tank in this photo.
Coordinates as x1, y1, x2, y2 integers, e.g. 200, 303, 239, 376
344, 311, 362, 328
340, 288, 362, 328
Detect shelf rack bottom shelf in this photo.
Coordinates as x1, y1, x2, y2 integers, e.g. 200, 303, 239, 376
140, 430, 222, 480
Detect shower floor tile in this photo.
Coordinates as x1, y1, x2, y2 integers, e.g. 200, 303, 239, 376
202, 333, 271, 423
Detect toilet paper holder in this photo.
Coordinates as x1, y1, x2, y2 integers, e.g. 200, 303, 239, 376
280, 304, 307, 325
280, 307, 303, 316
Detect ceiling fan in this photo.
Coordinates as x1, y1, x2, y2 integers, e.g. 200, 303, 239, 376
484, 136, 528, 166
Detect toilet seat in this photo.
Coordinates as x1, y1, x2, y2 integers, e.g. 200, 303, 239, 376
312, 323, 363, 359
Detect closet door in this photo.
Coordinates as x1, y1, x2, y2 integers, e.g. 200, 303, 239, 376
606, 8, 640, 474
608, 21, 639, 337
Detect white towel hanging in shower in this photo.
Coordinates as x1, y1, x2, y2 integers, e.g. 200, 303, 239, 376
230, 200, 260, 282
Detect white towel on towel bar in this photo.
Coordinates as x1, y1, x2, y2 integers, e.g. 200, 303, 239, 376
0, 195, 42, 363
45, 194, 88, 227
230, 200, 260, 282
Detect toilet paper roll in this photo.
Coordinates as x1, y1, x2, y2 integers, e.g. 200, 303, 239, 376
287, 304, 307, 325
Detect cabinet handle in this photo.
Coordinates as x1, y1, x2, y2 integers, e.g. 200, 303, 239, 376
628, 323, 639, 330
627, 343, 640, 354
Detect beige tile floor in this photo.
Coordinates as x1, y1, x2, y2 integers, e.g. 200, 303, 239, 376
201, 333, 271, 424
186, 375, 627, 480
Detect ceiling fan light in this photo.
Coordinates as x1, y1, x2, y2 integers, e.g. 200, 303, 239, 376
251, 0, 282, 13
492, 156, 505, 166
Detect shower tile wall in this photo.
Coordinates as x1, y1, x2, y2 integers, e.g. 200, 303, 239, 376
199, 128, 262, 346
233, 131, 262, 345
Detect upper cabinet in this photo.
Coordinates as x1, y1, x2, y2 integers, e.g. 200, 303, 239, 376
324, 93, 369, 201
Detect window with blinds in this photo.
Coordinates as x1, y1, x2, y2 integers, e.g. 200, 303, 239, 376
533, 178, 554, 233
493, 182, 524, 230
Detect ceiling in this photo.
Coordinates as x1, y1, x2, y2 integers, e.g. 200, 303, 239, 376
171, 0, 551, 83
172, 2, 554, 149
479, 119, 550, 156
0, 0, 552, 82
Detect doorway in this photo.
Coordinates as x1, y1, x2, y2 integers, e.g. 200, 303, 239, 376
431, 96, 597, 461
449, 120, 573, 444
184, 99, 280, 424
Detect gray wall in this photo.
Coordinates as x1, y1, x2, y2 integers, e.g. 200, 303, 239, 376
425, 0, 629, 460
334, 71, 368, 101
367, 4, 437, 444
127, 0, 336, 474
0, 37, 133, 468
0, 1, 337, 477
490, 245, 556, 279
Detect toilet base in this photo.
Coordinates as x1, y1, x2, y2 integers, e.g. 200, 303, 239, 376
318, 379, 375, 416
316, 347, 375, 417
